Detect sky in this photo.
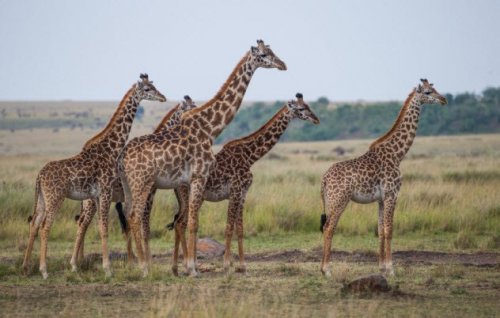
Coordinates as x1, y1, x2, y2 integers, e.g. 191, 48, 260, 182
0, 0, 499, 102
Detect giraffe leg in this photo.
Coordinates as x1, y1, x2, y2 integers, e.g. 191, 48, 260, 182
222, 213, 235, 272
22, 218, 41, 274
39, 197, 62, 279
129, 213, 145, 272
141, 188, 156, 270
97, 191, 112, 278
114, 202, 135, 264
377, 200, 386, 273
321, 199, 348, 277
22, 188, 45, 274
129, 189, 152, 277
383, 195, 397, 276
186, 177, 207, 277
70, 199, 96, 272
234, 199, 246, 274
172, 186, 189, 276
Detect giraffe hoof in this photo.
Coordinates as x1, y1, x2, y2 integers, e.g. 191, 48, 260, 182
41, 271, 48, 280
235, 266, 247, 274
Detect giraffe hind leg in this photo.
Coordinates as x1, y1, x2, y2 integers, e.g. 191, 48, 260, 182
70, 199, 96, 272
321, 197, 349, 277
22, 187, 45, 274
377, 200, 386, 273
38, 196, 63, 279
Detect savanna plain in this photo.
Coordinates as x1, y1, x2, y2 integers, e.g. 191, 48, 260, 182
0, 102, 499, 317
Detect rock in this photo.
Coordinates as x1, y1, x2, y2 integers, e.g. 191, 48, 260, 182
342, 274, 390, 293
196, 237, 225, 258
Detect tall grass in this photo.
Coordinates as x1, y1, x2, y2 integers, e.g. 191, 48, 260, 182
1, 134, 499, 251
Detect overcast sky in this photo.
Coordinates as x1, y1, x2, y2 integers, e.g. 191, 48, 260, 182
0, 0, 498, 102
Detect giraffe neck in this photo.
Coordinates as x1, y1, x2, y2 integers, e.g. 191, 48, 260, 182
154, 104, 182, 134
370, 91, 422, 164
182, 52, 255, 142
83, 85, 141, 155
223, 106, 292, 167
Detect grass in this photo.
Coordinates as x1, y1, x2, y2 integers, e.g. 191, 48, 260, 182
0, 132, 499, 316
1, 134, 500, 248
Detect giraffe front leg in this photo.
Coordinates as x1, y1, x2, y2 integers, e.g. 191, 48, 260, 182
382, 195, 397, 276
70, 199, 96, 272
235, 206, 246, 274
97, 191, 112, 278
172, 186, 189, 276
186, 177, 207, 277
377, 200, 386, 273
229, 190, 247, 274
223, 215, 235, 272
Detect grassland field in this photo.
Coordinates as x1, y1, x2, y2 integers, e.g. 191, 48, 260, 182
0, 101, 499, 317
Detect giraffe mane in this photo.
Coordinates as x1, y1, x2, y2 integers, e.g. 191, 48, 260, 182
153, 103, 181, 134
222, 106, 288, 149
183, 52, 250, 117
369, 90, 416, 150
83, 86, 136, 150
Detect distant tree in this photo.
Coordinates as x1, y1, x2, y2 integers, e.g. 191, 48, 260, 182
317, 96, 330, 106
482, 87, 500, 104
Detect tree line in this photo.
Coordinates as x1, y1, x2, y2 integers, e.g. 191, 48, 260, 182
216, 87, 500, 144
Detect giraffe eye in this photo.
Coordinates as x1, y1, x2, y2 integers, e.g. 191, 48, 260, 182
144, 87, 151, 92
424, 91, 431, 95
259, 54, 267, 58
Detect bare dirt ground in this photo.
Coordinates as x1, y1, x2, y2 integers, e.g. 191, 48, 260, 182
244, 248, 499, 267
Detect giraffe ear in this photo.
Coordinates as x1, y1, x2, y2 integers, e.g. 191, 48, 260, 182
416, 84, 423, 93
251, 46, 259, 54
184, 95, 194, 106
296, 93, 304, 105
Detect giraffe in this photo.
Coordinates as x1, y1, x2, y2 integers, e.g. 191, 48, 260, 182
119, 40, 287, 277
70, 96, 196, 272
22, 74, 166, 279
320, 79, 447, 277
166, 93, 320, 275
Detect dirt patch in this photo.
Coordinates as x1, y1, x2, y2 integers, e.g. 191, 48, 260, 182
242, 248, 499, 267
65, 248, 500, 267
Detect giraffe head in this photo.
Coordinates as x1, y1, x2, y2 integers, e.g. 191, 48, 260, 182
181, 95, 197, 112
136, 73, 167, 102
250, 39, 287, 71
286, 93, 320, 124
415, 79, 447, 106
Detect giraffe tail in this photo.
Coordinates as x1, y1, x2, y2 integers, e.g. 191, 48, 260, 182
115, 202, 128, 233
320, 180, 327, 233
166, 212, 180, 231
28, 176, 44, 225
116, 151, 131, 218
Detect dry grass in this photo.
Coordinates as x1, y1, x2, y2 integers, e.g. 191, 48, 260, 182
1, 130, 499, 317
1, 133, 499, 254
